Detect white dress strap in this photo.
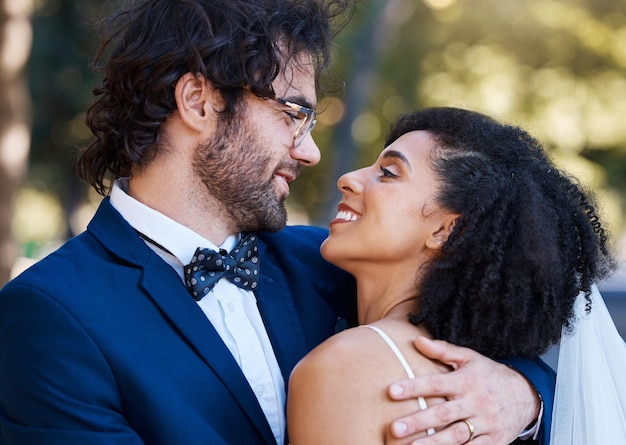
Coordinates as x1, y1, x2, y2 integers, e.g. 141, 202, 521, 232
362, 325, 435, 436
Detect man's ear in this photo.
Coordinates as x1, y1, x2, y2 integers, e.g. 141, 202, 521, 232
174, 72, 216, 132
425, 214, 460, 250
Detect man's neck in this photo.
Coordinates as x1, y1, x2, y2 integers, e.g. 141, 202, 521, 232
125, 173, 236, 247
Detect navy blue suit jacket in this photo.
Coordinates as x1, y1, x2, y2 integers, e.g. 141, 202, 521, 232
0, 198, 554, 444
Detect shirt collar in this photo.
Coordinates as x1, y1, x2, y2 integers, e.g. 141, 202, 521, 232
109, 178, 238, 265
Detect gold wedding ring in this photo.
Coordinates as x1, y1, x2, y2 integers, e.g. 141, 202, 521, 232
462, 418, 475, 443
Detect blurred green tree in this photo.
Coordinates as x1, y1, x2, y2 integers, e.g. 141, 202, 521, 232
7, 0, 625, 280
27, 0, 101, 237
0, 0, 32, 285
307, 0, 626, 237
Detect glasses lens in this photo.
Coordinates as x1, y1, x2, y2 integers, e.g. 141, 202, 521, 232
270, 96, 316, 147
294, 113, 316, 147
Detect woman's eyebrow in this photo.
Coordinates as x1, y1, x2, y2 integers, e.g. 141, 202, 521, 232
381, 150, 412, 171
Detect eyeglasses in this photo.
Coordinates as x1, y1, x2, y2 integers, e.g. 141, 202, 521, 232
268, 96, 317, 147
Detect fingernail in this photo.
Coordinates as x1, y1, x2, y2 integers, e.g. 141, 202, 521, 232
389, 383, 404, 397
392, 421, 408, 436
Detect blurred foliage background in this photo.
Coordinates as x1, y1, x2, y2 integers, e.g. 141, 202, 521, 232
1, 0, 626, 285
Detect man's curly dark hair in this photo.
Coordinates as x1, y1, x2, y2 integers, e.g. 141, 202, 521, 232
386, 107, 615, 359
77, 0, 353, 195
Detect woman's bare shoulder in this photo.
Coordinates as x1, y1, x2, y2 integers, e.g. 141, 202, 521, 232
290, 326, 377, 383
291, 322, 441, 382
287, 324, 445, 445
287, 327, 398, 445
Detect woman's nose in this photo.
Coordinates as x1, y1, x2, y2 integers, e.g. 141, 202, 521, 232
337, 168, 364, 194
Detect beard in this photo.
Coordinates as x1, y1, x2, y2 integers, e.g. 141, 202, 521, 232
192, 115, 300, 233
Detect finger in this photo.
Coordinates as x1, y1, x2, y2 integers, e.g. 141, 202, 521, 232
406, 420, 484, 445
414, 337, 474, 370
389, 372, 463, 401
390, 399, 470, 438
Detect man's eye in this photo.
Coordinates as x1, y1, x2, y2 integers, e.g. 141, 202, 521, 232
284, 111, 301, 123
380, 166, 398, 178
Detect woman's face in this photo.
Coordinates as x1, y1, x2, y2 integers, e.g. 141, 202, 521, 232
321, 130, 458, 273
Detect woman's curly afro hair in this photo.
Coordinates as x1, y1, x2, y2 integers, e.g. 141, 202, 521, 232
389, 107, 615, 359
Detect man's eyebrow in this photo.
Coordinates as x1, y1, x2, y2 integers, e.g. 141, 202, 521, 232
283, 95, 316, 110
381, 150, 411, 170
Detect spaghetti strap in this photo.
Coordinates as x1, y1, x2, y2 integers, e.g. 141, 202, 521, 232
363, 325, 416, 378
362, 325, 435, 436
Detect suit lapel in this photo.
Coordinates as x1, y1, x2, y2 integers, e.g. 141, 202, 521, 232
88, 199, 277, 445
254, 239, 309, 383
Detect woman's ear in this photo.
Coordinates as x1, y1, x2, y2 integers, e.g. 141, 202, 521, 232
425, 214, 459, 250
173, 72, 216, 132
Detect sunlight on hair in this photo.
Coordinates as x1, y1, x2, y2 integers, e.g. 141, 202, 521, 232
551, 152, 622, 238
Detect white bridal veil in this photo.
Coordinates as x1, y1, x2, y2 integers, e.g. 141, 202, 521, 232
550, 284, 626, 444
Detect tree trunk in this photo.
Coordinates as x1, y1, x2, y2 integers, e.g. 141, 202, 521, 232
0, 0, 32, 286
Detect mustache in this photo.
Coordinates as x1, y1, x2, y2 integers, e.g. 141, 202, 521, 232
275, 159, 301, 180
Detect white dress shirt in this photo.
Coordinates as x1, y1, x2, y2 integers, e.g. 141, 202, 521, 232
110, 179, 286, 445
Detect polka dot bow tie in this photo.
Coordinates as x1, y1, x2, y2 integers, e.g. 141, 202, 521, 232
183, 234, 260, 300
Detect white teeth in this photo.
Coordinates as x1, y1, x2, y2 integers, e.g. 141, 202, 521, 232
335, 210, 359, 221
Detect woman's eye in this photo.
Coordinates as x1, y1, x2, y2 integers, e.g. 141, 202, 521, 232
380, 166, 398, 178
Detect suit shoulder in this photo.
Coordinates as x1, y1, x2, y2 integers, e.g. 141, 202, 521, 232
256, 226, 333, 271
257, 225, 328, 250
3, 232, 97, 290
